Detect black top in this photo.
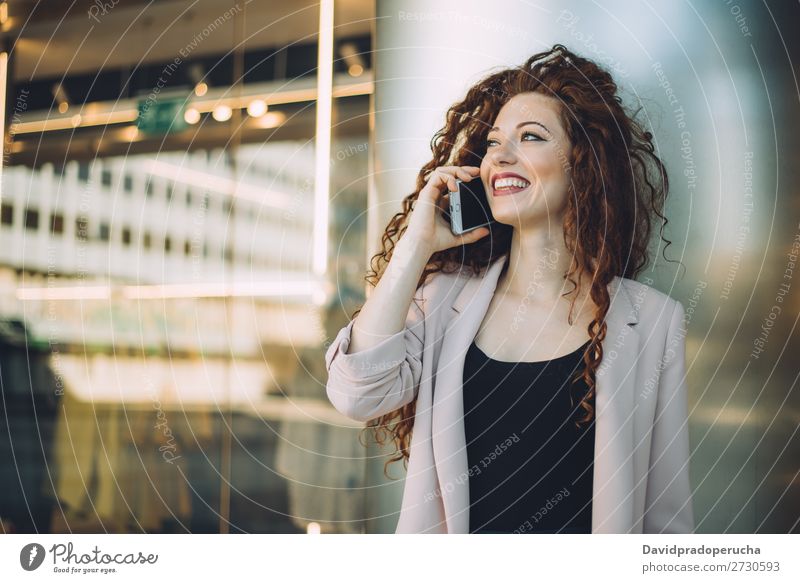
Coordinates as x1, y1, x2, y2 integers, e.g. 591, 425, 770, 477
462, 338, 595, 534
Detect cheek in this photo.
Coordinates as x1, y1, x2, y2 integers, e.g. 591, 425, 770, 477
529, 152, 564, 179
530, 155, 570, 202
479, 164, 492, 191
479, 160, 490, 182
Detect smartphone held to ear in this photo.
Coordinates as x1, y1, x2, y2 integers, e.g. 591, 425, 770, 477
448, 177, 496, 236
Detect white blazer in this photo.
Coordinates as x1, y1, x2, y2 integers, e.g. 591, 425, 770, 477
325, 253, 695, 533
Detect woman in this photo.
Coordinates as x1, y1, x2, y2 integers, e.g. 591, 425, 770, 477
325, 44, 694, 534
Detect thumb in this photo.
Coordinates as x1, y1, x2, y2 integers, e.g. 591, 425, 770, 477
460, 227, 490, 245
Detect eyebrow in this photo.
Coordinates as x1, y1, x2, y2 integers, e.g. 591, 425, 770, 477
488, 121, 552, 135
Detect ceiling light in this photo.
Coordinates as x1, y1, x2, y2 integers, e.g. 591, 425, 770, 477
253, 111, 286, 129
52, 82, 71, 114
121, 125, 139, 141
339, 42, 365, 78
184, 107, 201, 124
246, 99, 267, 118
212, 104, 232, 122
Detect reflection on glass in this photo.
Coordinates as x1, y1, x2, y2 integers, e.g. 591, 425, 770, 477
0, 137, 370, 533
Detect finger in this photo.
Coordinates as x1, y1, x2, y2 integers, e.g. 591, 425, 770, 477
455, 168, 474, 181
447, 176, 458, 192
425, 168, 452, 186
433, 166, 459, 175
420, 173, 449, 200
460, 227, 490, 245
424, 168, 446, 183
442, 166, 472, 181
439, 193, 454, 214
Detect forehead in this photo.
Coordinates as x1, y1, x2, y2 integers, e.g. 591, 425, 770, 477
492, 92, 562, 129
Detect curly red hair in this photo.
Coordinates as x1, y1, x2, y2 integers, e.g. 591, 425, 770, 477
353, 44, 676, 476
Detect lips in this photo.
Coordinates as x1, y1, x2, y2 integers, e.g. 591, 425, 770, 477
491, 172, 531, 196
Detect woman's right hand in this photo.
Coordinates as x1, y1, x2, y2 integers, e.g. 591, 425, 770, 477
402, 165, 491, 255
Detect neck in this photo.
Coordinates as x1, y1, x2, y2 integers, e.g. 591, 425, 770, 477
497, 220, 584, 303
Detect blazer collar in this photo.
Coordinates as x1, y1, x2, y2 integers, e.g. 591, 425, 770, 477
450, 253, 639, 327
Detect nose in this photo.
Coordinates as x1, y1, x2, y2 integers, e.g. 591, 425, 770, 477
487, 137, 517, 165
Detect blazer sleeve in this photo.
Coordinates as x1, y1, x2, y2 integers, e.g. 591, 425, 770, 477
324, 292, 425, 423
643, 299, 695, 533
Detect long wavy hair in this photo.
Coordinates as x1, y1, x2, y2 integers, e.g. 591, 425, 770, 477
353, 44, 676, 476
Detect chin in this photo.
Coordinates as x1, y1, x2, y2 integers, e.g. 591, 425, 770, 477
488, 200, 525, 220
488, 210, 524, 228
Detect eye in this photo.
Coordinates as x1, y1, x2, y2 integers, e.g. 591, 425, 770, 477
485, 131, 544, 147
521, 131, 544, 141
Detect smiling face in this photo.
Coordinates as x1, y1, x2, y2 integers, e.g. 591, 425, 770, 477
479, 92, 573, 229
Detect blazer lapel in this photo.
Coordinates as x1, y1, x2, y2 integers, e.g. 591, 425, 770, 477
592, 274, 640, 533
430, 253, 640, 534
432, 255, 507, 534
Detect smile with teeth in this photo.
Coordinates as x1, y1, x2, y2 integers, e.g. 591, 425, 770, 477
493, 177, 531, 195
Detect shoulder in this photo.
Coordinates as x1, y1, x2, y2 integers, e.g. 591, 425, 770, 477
616, 276, 676, 309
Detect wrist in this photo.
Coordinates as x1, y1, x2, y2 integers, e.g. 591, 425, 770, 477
395, 233, 433, 265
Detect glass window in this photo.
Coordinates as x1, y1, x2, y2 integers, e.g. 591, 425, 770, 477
98, 222, 110, 242
1, 202, 12, 225
50, 213, 64, 235
0, 19, 374, 536
24, 208, 39, 230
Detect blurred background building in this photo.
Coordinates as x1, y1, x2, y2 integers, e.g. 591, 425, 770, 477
0, 0, 797, 534
0, 0, 373, 534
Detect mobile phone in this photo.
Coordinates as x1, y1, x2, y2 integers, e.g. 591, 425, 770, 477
448, 177, 495, 235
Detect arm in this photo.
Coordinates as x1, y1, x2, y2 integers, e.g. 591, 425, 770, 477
324, 236, 430, 422
643, 299, 696, 533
